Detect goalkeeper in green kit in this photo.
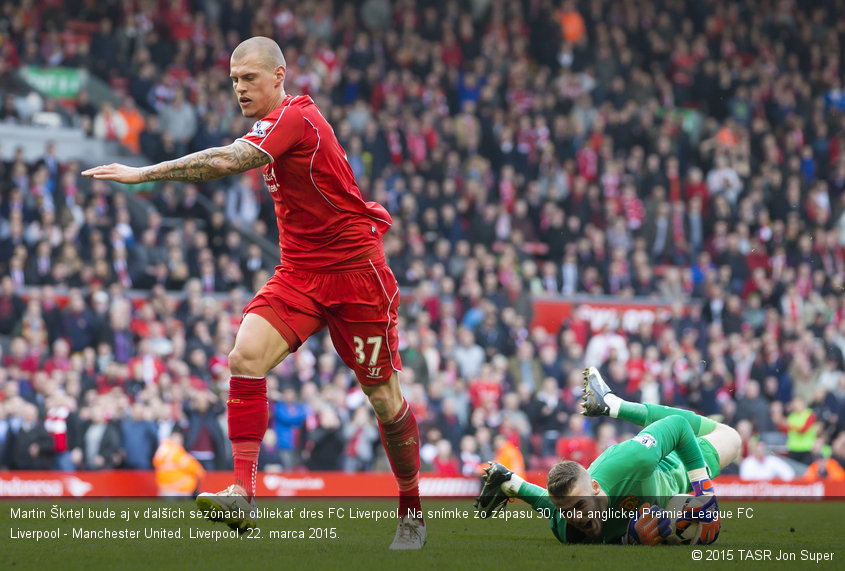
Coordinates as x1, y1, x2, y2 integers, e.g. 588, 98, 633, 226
474, 367, 741, 545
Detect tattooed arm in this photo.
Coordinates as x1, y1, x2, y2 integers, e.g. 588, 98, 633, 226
82, 140, 271, 183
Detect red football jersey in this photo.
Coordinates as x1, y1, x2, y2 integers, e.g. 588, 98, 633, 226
238, 94, 392, 271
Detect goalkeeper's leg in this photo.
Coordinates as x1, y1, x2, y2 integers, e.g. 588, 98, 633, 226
496, 472, 575, 543
582, 367, 740, 468
508, 477, 556, 515
475, 462, 557, 516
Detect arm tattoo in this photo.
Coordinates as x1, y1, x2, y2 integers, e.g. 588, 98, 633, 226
139, 141, 271, 182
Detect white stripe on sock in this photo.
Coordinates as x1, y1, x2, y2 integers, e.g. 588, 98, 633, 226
604, 393, 622, 417
502, 474, 524, 496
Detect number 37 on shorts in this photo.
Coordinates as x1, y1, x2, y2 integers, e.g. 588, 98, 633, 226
353, 336, 389, 383
342, 326, 399, 385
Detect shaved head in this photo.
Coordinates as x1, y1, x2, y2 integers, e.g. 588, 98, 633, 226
231, 36, 286, 71
229, 36, 287, 118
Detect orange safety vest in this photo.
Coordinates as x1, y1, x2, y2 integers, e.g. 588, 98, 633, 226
802, 458, 845, 482
558, 11, 586, 44
153, 438, 206, 494
119, 108, 146, 154
494, 440, 526, 479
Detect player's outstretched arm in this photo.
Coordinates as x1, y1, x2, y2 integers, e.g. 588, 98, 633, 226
82, 140, 271, 184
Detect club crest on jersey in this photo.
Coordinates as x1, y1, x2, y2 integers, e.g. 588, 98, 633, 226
633, 434, 657, 449
619, 495, 639, 511
249, 120, 273, 137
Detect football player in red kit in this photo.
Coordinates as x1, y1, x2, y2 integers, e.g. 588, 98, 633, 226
83, 36, 425, 550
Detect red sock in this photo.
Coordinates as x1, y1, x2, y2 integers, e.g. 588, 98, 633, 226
378, 399, 422, 521
233, 441, 261, 499
228, 376, 268, 501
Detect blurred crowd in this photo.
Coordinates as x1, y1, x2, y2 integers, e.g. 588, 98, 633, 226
1, 0, 845, 481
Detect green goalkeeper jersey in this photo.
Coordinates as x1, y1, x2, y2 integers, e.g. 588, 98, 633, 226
548, 416, 722, 544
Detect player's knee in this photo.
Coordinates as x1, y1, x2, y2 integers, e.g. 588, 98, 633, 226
228, 346, 264, 377
366, 392, 391, 419
364, 386, 400, 421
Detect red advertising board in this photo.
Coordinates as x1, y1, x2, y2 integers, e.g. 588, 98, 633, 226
531, 297, 680, 334
0, 471, 480, 498
1, 471, 842, 499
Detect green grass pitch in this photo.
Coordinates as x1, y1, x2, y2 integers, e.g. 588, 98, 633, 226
2, 499, 841, 570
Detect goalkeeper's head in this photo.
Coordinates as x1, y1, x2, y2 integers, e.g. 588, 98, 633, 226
547, 460, 607, 537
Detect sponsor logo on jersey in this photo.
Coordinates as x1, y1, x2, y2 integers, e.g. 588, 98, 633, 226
263, 171, 279, 193
249, 120, 273, 137
365, 366, 383, 379
633, 434, 657, 448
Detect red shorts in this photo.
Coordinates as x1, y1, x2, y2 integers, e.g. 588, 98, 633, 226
243, 263, 402, 386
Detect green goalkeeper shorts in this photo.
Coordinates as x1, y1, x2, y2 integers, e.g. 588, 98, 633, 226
698, 436, 722, 479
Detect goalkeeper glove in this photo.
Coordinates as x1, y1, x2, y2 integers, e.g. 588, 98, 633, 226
623, 503, 672, 546
676, 494, 721, 545
690, 477, 714, 496
688, 467, 714, 497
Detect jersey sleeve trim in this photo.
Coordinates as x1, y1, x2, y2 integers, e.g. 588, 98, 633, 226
257, 97, 295, 152
238, 95, 300, 160
235, 137, 274, 161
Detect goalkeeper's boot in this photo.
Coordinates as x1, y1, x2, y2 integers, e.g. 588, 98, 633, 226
195, 484, 257, 534
474, 462, 513, 518
389, 516, 427, 550
581, 366, 613, 417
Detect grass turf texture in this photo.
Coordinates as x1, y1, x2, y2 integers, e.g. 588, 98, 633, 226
2, 500, 841, 571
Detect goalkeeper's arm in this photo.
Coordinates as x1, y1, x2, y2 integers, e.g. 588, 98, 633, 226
631, 415, 715, 494
636, 416, 721, 544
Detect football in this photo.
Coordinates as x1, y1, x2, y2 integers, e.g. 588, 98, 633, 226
663, 494, 701, 545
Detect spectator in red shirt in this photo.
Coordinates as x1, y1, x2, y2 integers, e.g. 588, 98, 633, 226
432, 439, 461, 475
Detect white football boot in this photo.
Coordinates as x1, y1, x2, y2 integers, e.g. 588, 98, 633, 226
389, 516, 427, 550
195, 484, 258, 534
